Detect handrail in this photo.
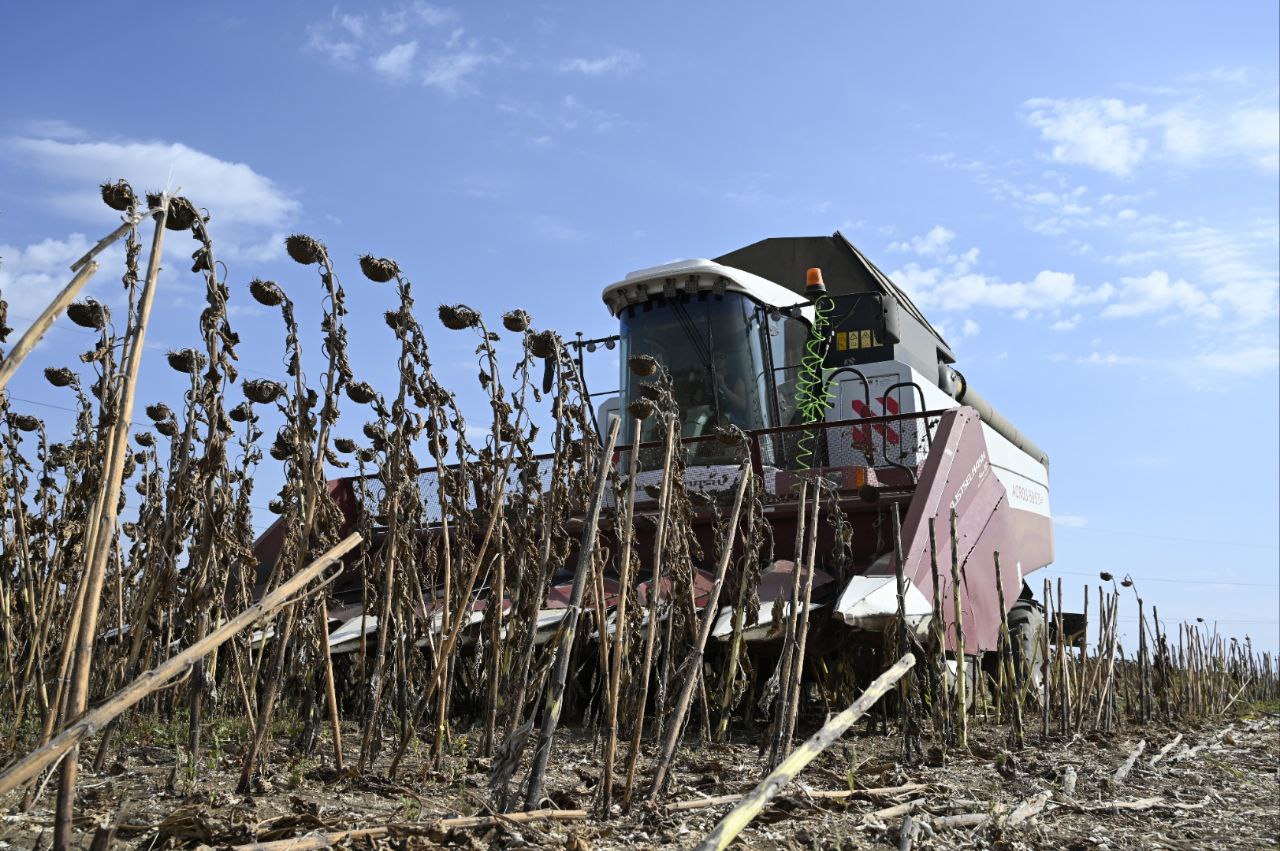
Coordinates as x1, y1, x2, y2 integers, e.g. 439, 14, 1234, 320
346, 408, 953, 484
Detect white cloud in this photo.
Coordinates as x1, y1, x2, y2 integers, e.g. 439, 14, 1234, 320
1076, 341, 1279, 387
18, 119, 85, 140
1134, 221, 1279, 322
1055, 514, 1088, 528
1101, 270, 1219, 319
559, 49, 641, 76
1024, 95, 1280, 175
308, 4, 494, 94
892, 260, 1111, 315
960, 318, 981, 338
0, 231, 187, 347
889, 225, 955, 257
1024, 97, 1150, 176
0, 234, 96, 321
1077, 351, 1142, 367
422, 49, 491, 94
1183, 67, 1250, 86
307, 22, 358, 66
1189, 344, 1278, 376
382, 2, 457, 33
372, 40, 418, 81
6, 136, 299, 233
1050, 314, 1081, 331
1159, 108, 1210, 161
531, 214, 583, 241
1227, 108, 1280, 170
338, 12, 366, 38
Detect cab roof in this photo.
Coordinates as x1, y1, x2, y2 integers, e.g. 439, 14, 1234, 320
601, 258, 810, 316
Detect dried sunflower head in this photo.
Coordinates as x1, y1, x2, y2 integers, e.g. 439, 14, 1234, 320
44, 366, 76, 388
167, 348, 206, 375
439, 304, 480, 331
346, 381, 378, 405
190, 246, 211, 273
334, 437, 357, 454
285, 234, 324, 265
134, 431, 155, 447
1099, 571, 1113, 582
627, 399, 656, 421
228, 402, 252, 423
145, 403, 173, 422
359, 255, 399, 283
47, 443, 69, 467
628, 355, 657, 377
270, 433, 295, 460
10, 414, 40, 433
155, 419, 179, 437
502, 309, 531, 333
268, 498, 286, 515
67, 299, 109, 330
100, 179, 136, 212
249, 278, 286, 307
164, 196, 199, 232
384, 309, 408, 331
356, 448, 378, 464
243, 379, 286, 405
712, 425, 746, 446
528, 330, 557, 359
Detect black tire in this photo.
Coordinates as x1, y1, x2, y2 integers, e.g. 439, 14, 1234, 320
1007, 596, 1045, 691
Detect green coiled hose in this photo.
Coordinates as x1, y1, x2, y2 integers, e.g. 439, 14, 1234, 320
794, 293, 835, 470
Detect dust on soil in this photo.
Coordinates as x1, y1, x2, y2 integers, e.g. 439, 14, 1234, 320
3, 713, 1276, 850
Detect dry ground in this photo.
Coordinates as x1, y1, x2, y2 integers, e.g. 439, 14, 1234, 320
2, 710, 1276, 850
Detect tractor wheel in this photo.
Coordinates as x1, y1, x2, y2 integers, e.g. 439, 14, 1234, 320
1007, 596, 1045, 692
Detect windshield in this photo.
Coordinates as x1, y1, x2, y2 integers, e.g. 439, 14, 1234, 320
619, 291, 772, 448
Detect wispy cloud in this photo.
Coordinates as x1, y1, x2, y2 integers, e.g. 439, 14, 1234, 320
372, 40, 419, 81
1074, 341, 1279, 387
531, 214, 584, 242
1022, 93, 1280, 176
559, 49, 641, 76
307, 3, 497, 94
17, 118, 85, 140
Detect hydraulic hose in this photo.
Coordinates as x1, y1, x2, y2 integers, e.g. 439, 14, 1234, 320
794, 291, 835, 470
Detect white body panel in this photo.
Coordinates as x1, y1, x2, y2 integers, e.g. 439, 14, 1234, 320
837, 575, 933, 634
830, 361, 1051, 520
710, 601, 828, 643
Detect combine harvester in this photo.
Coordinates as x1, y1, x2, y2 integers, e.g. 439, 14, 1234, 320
598, 231, 1052, 671
253, 231, 1053, 690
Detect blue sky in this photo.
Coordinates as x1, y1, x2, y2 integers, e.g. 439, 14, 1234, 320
2, 2, 1277, 649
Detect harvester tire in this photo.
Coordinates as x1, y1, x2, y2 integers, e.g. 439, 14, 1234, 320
1007, 596, 1045, 692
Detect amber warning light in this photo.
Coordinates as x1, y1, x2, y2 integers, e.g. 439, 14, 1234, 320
805, 267, 826, 294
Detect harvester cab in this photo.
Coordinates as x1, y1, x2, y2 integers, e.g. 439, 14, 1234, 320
600, 231, 1055, 658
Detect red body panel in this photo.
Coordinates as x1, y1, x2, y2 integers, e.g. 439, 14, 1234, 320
894, 407, 1048, 651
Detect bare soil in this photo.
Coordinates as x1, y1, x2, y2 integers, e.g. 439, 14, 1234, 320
3, 712, 1276, 850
